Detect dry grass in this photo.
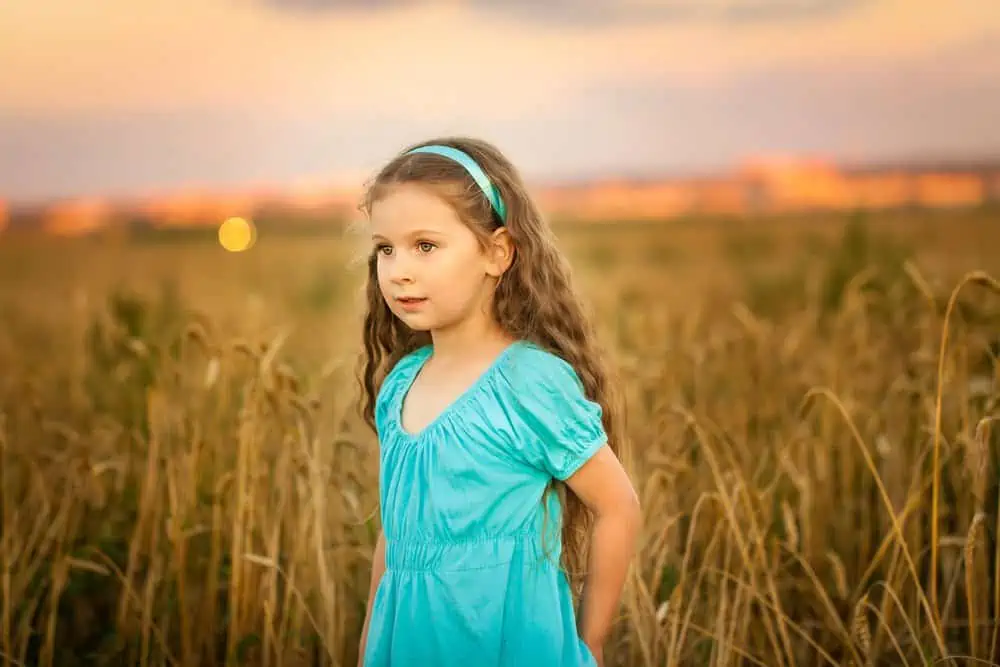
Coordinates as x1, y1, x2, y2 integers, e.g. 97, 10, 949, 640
1, 207, 999, 666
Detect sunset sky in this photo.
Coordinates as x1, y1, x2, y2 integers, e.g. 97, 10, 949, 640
2, 0, 999, 204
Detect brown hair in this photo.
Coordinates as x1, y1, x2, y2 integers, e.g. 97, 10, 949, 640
355, 136, 628, 592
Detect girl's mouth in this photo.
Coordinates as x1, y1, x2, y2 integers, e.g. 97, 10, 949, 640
396, 297, 427, 311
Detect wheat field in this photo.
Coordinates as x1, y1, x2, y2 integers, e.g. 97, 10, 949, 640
1, 207, 999, 667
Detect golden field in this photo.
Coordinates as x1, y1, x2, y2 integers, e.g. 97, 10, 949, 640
1, 206, 999, 666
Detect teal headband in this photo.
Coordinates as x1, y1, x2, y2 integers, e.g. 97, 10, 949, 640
405, 145, 507, 224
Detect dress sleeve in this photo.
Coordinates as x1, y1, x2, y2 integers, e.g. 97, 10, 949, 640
501, 347, 608, 480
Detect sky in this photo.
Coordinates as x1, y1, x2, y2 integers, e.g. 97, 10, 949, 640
2, 0, 999, 204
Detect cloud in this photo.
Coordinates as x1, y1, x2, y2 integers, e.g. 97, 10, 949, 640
4, 43, 1000, 205
5, 0, 998, 119
253, 0, 870, 24
467, 0, 870, 26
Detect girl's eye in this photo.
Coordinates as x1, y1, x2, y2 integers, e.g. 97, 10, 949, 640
376, 244, 393, 256
417, 241, 436, 253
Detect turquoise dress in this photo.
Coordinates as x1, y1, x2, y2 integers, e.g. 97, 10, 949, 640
361, 340, 607, 667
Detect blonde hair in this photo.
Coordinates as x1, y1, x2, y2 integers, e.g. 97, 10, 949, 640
355, 136, 628, 592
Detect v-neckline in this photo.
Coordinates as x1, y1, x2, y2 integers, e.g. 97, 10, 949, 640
395, 340, 523, 442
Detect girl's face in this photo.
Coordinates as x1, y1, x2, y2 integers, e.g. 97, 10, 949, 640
369, 182, 509, 335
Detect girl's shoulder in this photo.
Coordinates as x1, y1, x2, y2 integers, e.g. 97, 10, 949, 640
498, 341, 585, 395
495, 341, 596, 420
493, 341, 607, 481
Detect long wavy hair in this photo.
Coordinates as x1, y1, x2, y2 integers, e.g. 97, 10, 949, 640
355, 136, 628, 592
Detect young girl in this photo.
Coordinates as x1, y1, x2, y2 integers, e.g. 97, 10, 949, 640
354, 137, 641, 667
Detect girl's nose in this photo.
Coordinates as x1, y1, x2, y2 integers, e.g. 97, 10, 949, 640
387, 258, 414, 285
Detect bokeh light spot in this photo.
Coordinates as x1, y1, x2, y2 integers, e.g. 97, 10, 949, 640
218, 216, 256, 252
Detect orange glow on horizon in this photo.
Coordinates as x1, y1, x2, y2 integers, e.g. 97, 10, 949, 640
18, 157, 1000, 234
43, 198, 115, 236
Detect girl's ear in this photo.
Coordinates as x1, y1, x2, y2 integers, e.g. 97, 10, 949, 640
485, 227, 515, 278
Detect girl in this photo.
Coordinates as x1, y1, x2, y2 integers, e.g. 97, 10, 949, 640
354, 137, 641, 667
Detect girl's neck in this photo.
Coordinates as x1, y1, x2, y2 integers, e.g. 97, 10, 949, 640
429, 313, 514, 364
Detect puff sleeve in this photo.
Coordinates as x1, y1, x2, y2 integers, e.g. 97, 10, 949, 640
499, 346, 608, 480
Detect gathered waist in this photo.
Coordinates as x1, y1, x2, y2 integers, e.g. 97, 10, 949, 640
384, 531, 556, 572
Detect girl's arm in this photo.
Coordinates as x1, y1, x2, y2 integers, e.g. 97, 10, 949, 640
565, 445, 642, 665
357, 530, 387, 667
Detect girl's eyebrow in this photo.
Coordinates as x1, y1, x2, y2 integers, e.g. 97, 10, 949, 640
371, 229, 444, 241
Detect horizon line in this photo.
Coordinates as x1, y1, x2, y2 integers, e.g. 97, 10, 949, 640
5, 148, 1000, 212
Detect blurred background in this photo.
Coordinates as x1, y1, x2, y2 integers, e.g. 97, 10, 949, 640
2, 2, 1000, 667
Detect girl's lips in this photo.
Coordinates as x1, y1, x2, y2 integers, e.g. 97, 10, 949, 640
396, 297, 427, 311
